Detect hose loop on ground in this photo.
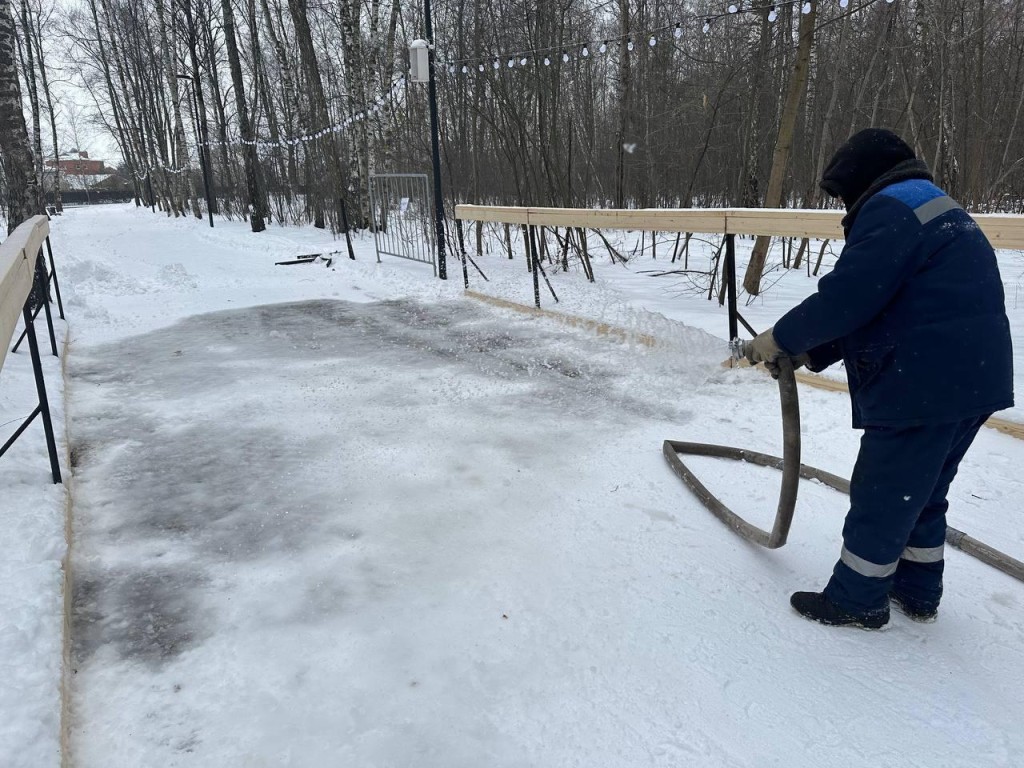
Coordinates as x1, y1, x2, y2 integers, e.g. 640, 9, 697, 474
663, 357, 1024, 582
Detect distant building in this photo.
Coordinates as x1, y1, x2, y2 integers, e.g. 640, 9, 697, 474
45, 151, 107, 176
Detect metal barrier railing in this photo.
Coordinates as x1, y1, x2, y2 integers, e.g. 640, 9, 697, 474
370, 173, 436, 275
1, 214, 65, 483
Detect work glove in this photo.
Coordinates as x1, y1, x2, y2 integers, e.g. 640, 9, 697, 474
764, 353, 812, 380
744, 329, 782, 366
745, 329, 810, 380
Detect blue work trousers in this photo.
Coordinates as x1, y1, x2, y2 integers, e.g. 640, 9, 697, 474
824, 414, 990, 614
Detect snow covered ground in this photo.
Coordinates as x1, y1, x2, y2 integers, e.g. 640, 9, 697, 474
2, 204, 1023, 767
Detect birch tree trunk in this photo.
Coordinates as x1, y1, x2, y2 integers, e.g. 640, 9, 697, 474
17, 0, 41, 206
153, 0, 195, 216
0, 0, 38, 229
286, 0, 345, 229
222, 0, 265, 231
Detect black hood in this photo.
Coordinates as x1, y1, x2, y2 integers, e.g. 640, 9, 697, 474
820, 128, 920, 211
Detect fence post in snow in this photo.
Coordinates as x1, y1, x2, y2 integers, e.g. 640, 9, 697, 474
0, 215, 64, 483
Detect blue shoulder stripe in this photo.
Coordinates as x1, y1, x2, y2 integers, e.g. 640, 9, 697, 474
876, 179, 944, 209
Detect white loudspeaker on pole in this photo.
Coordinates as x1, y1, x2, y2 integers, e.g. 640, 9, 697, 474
409, 40, 430, 83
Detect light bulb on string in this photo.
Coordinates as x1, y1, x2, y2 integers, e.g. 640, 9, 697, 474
674, 23, 683, 38
649, 35, 657, 47
478, 63, 484, 72
802, 1, 811, 12
562, 50, 570, 62
582, 45, 589, 57
462, 65, 468, 73
544, 56, 551, 66
493, 58, 500, 69
839, 0, 849, 5
703, 19, 711, 33
728, 4, 738, 12
448, 64, 455, 73
520, 56, 528, 65
626, 38, 634, 51
599, 41, 608, 53
768, 6, 777, 21
507, 58, 514, 67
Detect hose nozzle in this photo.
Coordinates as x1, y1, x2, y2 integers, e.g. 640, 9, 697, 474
729, 337, 748, 362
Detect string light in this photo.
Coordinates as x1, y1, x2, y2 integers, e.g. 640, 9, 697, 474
443, 0, 898, 77
186, 76, 405, 150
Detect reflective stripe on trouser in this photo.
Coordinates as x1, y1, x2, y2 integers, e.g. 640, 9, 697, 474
824, 414, 989, 614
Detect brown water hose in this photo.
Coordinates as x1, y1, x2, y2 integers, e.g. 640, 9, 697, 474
663, 357, 1024, 582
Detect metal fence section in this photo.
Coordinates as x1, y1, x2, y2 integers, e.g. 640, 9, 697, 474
370, 173, 436, 275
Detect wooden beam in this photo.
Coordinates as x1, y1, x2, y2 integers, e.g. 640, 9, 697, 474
725, 209, 843, 239
0, 215, 50, 375
974, 214, 1024, 250
456, 205, 1024, 248
465, 290, 656, 347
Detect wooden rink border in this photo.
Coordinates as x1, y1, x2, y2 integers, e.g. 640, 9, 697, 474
463, 291, 1024, 442
455, 204, 1024, 250
465, 290, 656, 347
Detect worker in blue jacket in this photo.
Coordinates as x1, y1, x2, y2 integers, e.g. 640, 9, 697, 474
746, 128, 1014, 629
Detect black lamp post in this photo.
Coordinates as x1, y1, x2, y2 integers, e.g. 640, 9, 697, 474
176, 72, 215, 228
414, 0, 447, 280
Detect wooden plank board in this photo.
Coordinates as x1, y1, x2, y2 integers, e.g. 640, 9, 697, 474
456, 205, 1024, 248
454, 205, 529, 225
974, 214, 1024, 250
725, 209, 844, 239
525, 207, 729, 233
0, 216, 49, 375
465, 290, 656, 348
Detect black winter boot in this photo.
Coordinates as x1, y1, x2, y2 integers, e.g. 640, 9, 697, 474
790, 591, 889, 630
889, 591, 938, 623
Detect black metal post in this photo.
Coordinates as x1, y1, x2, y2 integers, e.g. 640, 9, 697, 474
340, 198, 356, 260
424, 0, 447, 280
456, 218, 469, 289
192, 84, 215, 228
528, 225, 542, 308
28, 251, 58, 357
725, 233, 738, 341
44, 238, 65, 320
22, 303, 61, 483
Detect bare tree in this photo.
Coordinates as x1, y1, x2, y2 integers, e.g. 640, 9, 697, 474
0, 0, 39, 229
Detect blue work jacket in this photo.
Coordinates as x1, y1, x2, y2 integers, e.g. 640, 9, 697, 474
773, 179, 1014, 428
